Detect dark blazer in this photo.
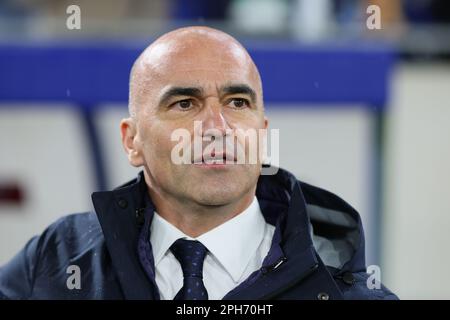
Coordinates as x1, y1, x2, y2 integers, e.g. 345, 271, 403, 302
0, 168, 397, 300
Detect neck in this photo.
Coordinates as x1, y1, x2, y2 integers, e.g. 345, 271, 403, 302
144, 175, 256, 238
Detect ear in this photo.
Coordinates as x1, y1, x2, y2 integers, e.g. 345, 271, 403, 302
259, 116, 270, 165
120, 118, 144, 167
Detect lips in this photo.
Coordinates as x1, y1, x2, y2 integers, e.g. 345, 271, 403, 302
194, 152, 237, 164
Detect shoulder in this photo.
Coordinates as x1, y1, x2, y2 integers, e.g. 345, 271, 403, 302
298, 181, 399, 300
46, 211, 101, 236
38, 212, 104, 260
336, 271, 399, 300
0, 212, 105, 299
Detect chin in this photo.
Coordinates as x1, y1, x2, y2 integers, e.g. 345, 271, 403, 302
191, 183, 245, 206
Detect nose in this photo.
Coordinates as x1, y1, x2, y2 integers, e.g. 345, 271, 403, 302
198, 101, 231, 137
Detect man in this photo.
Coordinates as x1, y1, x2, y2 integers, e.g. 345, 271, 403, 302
0, 27, 397, 300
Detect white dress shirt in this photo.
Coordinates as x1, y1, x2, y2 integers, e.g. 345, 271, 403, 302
149, 196, 275, 300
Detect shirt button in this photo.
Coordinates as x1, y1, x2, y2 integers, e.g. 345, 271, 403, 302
317, 292, 329, 300
342, 272, 355, 285
117, 198, 128, 209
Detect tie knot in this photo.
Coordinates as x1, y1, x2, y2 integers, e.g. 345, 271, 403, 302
170, 239, 208, 278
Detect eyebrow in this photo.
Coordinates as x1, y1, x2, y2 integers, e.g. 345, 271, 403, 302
158, 86, 203, 106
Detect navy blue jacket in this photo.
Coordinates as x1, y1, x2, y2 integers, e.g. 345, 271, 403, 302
0, 168, 397, 300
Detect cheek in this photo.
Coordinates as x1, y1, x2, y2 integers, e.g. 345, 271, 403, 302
230, 113, 265, 134
225, 109, 265, 128
141, 124, 174, 162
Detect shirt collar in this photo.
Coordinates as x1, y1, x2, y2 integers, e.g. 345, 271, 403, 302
150, 211, 193, 266
149, 196, 267, 283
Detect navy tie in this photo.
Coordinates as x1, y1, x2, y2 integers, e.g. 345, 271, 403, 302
170, 239, 209, 300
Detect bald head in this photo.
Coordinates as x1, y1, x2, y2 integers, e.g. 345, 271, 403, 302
128, 26, 263, 118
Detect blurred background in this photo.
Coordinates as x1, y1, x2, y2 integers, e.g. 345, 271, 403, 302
0, 0, 449, 299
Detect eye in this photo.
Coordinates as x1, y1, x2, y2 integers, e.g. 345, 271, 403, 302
229, 98, 250, 109
174, 99, 193, 110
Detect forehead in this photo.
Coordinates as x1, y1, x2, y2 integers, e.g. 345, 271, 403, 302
139, 38, 258, 89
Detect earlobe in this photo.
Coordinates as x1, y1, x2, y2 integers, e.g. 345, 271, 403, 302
120, 118, 144, 167
129, 150, 144, 167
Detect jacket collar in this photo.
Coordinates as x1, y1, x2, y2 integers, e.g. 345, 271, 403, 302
91, 172, 156, 299
92, 169, 345, 300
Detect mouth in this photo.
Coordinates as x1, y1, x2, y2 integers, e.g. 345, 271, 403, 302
193, 152, 237, 167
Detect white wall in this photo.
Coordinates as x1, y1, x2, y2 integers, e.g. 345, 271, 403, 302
383, 63, 450, 299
